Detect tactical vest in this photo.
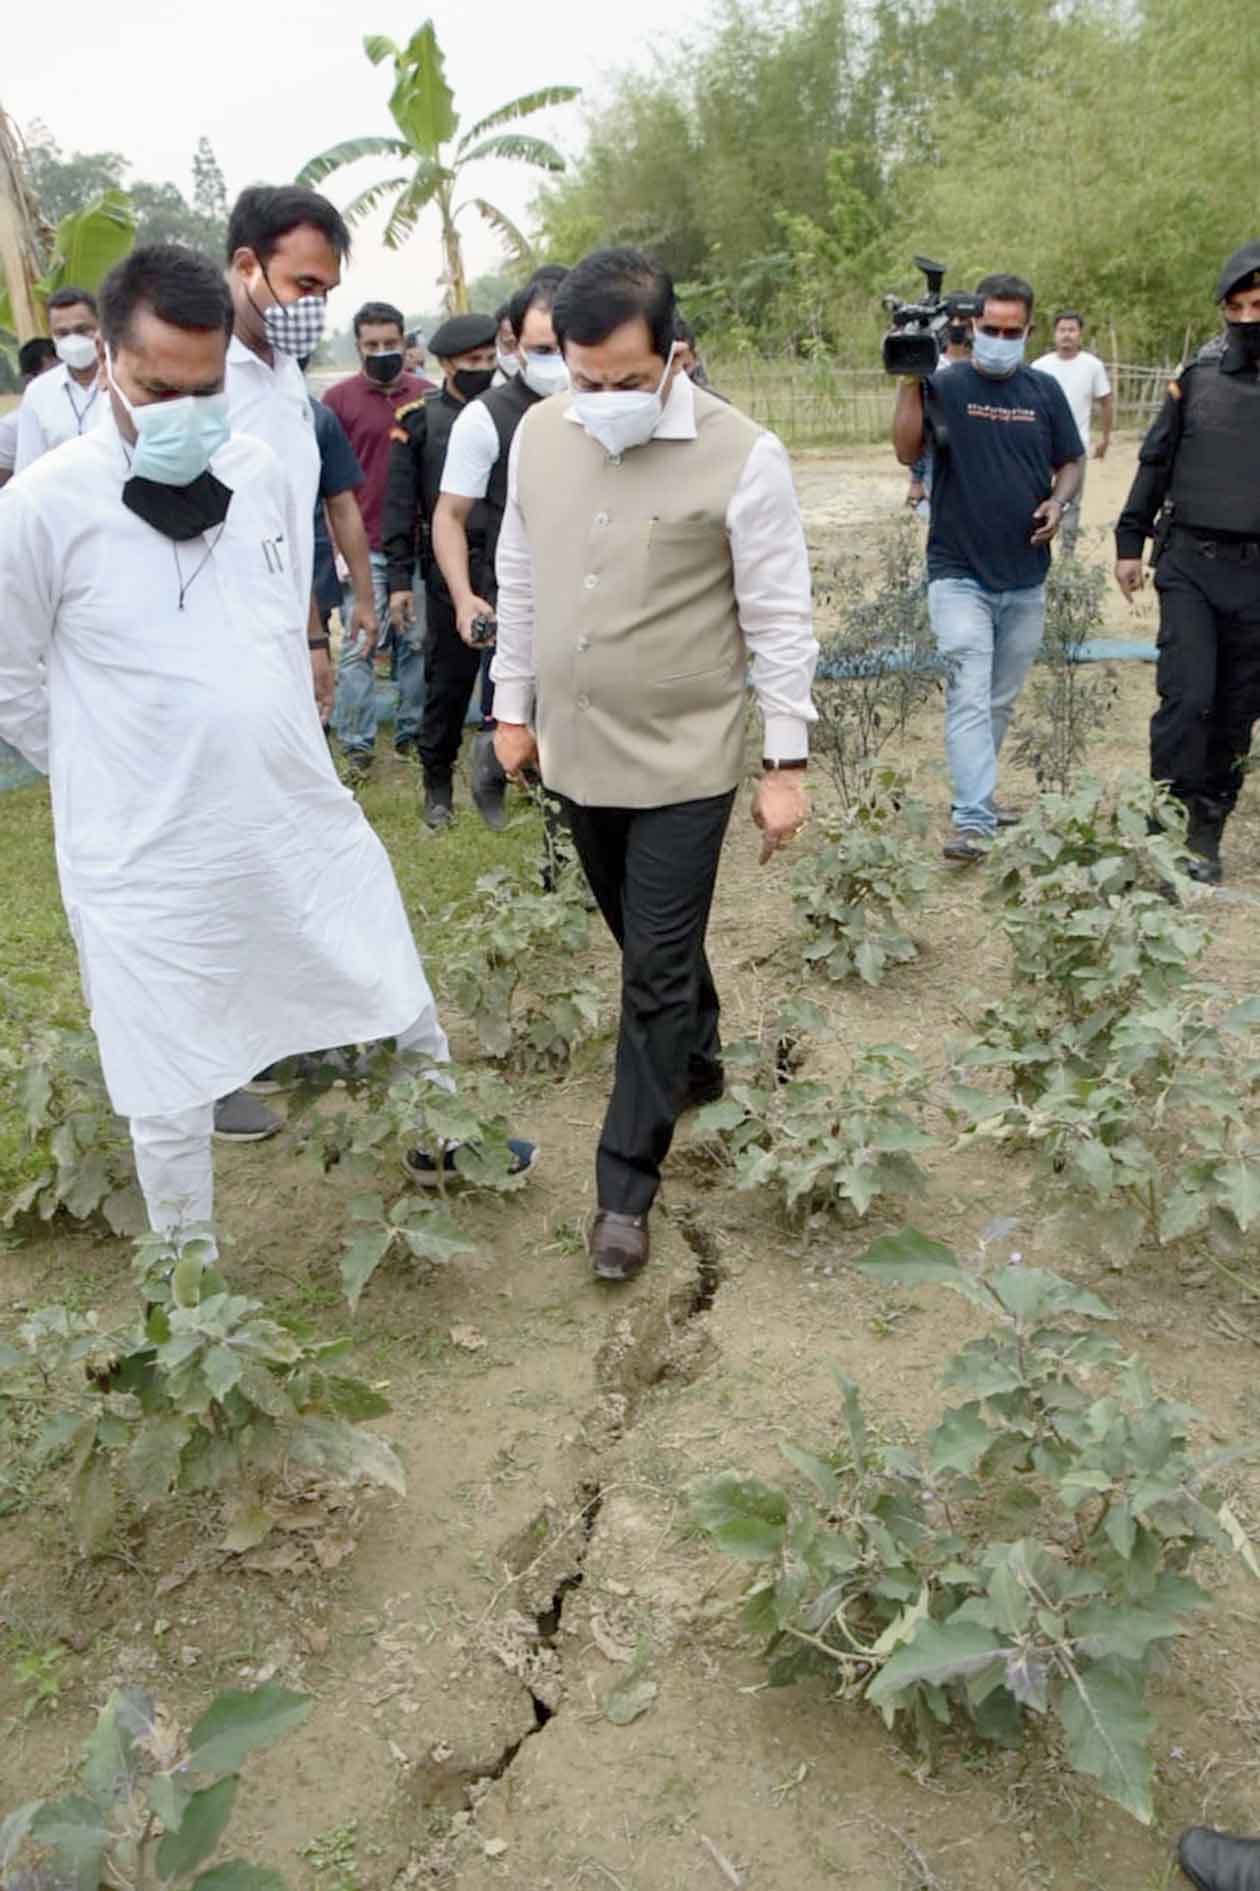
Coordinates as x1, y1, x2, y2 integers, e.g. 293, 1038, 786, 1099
420, 390, 488, 598
477, 375, 542, 600
1169, 356, 1260, 537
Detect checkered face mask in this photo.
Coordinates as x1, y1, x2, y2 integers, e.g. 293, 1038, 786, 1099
261, 277, 327, 358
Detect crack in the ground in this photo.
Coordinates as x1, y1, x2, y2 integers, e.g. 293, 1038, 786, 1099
405, 1223, 726, 1849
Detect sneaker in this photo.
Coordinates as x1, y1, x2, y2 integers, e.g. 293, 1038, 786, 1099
942, 827, 992, 864
993, 805, 1022, 828
424, 776, 454, 829
345, 751, 374, 787
470, 729, 508, 831
401, 1137, 538, 1187
213, 1090, 283, 1142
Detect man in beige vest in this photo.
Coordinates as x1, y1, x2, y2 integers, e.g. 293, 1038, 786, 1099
493, 247, 817, 1283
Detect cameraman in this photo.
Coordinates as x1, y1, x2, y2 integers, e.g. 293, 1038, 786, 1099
893, 273, 1085, 861
906, 296, 974, 518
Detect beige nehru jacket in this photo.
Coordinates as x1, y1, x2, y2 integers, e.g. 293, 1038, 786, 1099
496, 381, 816, 809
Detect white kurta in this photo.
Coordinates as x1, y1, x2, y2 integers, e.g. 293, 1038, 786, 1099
225, 336, 319, 600
0, 420, 429, 1118
14, 364, 109, 471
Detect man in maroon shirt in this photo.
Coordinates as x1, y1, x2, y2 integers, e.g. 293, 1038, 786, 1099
324, 301, 434, 774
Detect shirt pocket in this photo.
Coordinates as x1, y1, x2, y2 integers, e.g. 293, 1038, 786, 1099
641, 517, 727, 593
215, 529, 305, 642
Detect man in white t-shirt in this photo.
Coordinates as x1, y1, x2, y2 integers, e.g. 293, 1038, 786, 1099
14, 287, 110, 472
1032, 310, 1114, 552
430, 268, 569, 828
0, 339, 58, 490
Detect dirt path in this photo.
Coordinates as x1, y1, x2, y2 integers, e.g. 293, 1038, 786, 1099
4, 433, 1260, 1891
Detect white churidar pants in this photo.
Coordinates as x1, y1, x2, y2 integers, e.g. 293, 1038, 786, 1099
128, 993, 451, 1236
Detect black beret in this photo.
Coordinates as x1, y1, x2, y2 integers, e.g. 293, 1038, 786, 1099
1216, 241, 1260, 302
428, 312, 498, 357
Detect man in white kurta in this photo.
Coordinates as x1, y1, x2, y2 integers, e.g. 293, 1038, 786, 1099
0, 243, 450, 1235
14, 287, 110, 471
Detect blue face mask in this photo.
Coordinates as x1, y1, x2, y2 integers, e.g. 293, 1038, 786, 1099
972, 330, 1026, 378
108, 348, 231, 486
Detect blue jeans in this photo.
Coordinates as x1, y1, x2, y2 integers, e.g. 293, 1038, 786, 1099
928, 576, 1045, 836
332, 552, 427, 756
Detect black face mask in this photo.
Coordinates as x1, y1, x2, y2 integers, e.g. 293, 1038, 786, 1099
122, 471, 233, 542
1225, 320, 1260, 368
365, 352, 403, 385
946, 324, 970, 347
453, 367, 495, 402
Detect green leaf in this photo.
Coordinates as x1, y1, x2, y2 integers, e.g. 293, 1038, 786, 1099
386, 21, 459, 155
1, 1803, 43, 1873
146, 1774, 190, 1834
30, 1795, 110, 1891
779, 1443, 839, 1506
1052, 1664, 1154, 1825
1159, 1184, 1206, 1243
156, 1776, 239, 1881
44, 191, 134, 293
689, 1473, 788, 1559
928, 1403, 995, 1476
457, 85, 581, 151
71, 1448, 115, 1554
322, 1374, 392, 1421
867, 1617, 1002, 1716
221, 1505, 274, 1554
1216, 1159, 1260, 1231
339, 1231, 394, 1310
835, 1371, 869, 1472
852, 1227, 966, 1289
285, 1416, 406, 1495
186, 1684, 311, 1777
82, 1689, 154, 1808
191, 1866, 289, 1891
989, 1266, 1115, 1324
296, 134, 411, 188
126, 1416, 193, 1508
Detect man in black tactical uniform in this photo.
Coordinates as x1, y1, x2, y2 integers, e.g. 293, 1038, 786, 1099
431, 268, 569, 830
1115, 240, 1260, 883
381, 311, 498, 828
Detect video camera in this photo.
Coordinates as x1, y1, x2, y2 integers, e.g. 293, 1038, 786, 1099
882, 256, 982, 377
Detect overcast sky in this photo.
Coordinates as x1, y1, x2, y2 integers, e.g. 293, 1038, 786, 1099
6, 0, 696, 331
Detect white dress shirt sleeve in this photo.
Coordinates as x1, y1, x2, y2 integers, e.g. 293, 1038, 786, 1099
13, 388, 48, 475
0, 410, 18, 475
488, 427, 536, 725
726, 431, 818, 760
440, 402, 501, 499
0, 478, 55, 770
1093, 354, 1112, 400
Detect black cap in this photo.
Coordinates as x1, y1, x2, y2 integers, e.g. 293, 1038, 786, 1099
428, 312, 497, 357
1216, 241, 1260, 302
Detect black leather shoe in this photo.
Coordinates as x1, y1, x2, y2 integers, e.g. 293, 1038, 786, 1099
423, 776, 454, 829
1179, 1826, 1260, 1891
589, 1210, 650, 1282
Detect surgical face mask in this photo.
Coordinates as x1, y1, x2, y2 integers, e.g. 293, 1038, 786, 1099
107, 348, 231, 487
56, 332, 99, 372
521, 351, 569, 398
364, 351, 403, 385
572, 346, 677, 457
972, 329, 1026, 378
453, 367, 495, 402
496, 348, 520, 379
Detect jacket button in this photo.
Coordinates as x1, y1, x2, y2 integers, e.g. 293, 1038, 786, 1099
594, 512, 609, 526
583, 573, 599, 590
577, 693, 590, 710
577, 637, 590, 653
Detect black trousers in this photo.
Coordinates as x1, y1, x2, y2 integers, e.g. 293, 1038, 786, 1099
561, 790, 736, 1216
417, 592, 485, 782
1151, 533, 1260, 811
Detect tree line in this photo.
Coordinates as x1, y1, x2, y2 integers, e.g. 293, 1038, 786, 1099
532, 0, 1260, 364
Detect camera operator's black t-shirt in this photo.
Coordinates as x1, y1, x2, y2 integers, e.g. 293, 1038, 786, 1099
926, 362, 1084, 592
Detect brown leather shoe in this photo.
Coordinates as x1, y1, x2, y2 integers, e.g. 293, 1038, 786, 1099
589, 1210, 650, 1281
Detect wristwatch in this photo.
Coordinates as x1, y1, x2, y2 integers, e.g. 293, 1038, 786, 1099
307, 636, 331, 653
763, 758, 808, 772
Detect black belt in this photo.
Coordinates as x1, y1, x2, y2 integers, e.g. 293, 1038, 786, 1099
1174, 526, 1260, 562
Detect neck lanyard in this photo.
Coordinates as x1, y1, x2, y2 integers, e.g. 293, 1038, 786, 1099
65, 377, 100, 432
171, 527, 225, 611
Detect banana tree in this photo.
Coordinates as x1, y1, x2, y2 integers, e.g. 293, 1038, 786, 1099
298, 21, 578, 312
